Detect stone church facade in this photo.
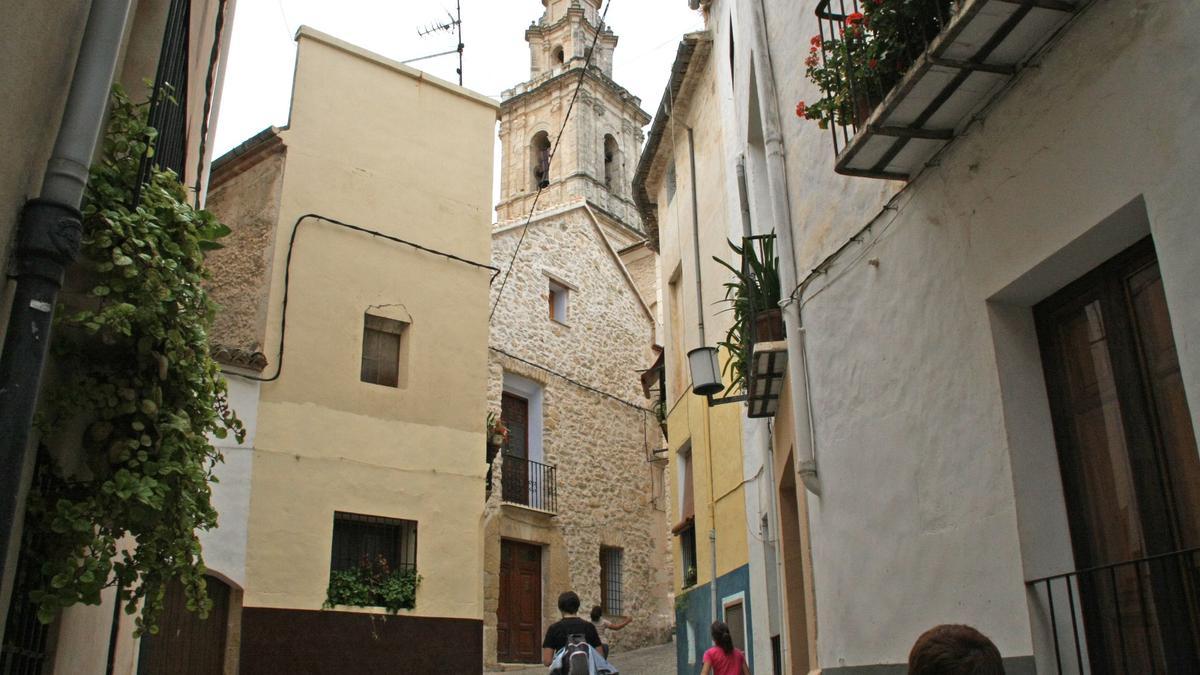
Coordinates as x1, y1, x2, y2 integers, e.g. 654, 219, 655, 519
482, 0, 672, 666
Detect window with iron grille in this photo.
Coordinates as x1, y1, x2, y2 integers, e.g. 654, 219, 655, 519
330, 512, 417, 574
360, 314, 407, 388
600, 547, 624, 616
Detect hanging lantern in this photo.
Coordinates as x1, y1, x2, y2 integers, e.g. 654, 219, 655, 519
687, 347, 724, 397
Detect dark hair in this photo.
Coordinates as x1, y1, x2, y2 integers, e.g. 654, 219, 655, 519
557, 591, 581, 615
590, 605, 603, 622
711, 621, 734, 654
908, 624, 1004, 675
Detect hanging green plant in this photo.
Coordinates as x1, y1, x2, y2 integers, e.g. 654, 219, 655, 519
324, 555, 421, 614
25, 85, 242, 635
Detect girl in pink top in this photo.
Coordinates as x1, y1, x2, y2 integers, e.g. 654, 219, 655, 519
701, 621, 750, 675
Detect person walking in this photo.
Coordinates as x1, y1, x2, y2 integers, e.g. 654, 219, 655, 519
701, 621, 749, 675
589, 605, 632, 658
541, 591, 602, 667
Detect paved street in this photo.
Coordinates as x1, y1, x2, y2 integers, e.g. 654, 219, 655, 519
488, 640, 676, 675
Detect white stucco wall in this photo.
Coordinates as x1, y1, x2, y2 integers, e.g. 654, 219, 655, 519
741, 0, 1200, 670
200, 374, 260, 589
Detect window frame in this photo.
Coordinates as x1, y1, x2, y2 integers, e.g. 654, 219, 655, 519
600, 546, 624, 616
360, 313, 407, 388
329, 511, 418, 575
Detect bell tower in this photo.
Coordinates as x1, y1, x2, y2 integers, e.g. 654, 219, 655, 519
495, 0, 650, 235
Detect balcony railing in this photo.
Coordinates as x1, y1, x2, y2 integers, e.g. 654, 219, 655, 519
812, 0, 1080, 180
1025, 547, 1200, 674
501, 454, 558, 514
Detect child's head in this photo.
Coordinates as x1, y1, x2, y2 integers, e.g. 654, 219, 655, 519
557, 591, 581, 615
711, 621, 734, 654
590, 605, 603, 622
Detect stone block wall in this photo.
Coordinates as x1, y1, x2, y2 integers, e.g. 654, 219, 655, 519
484, 205, 672, 662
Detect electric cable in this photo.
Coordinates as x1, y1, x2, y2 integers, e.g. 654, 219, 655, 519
489, 0, 614, 322
230, 213, 499, 383
489, 346, 652, 414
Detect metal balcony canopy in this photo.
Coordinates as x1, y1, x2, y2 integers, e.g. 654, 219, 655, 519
836, 0, 1080, 180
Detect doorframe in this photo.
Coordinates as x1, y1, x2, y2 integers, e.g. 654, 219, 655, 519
497, 538, 545, 664
502, 373, 544, 464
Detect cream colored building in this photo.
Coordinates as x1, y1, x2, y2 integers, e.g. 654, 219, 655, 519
482, 0, 673, 667
198, 27, 498, 673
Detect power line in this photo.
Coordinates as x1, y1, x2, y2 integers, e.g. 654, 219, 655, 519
490, 346, 652, 413
489, 0, 614, 322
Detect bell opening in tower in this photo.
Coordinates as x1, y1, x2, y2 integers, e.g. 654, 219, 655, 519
531, 131, 551, 190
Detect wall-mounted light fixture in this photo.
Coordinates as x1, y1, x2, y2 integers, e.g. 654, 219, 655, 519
687, 347, 723, 396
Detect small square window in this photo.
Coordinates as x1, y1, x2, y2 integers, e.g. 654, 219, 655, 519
361, 314, 406, 387
549, 280, 570, 324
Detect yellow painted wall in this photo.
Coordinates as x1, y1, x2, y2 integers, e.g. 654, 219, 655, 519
242, 28, 498, 622
652, 37, 753, 593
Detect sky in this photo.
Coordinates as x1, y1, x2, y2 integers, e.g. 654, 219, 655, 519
212, 0, 704, 160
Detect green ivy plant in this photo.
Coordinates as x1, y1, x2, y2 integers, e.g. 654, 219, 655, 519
26, 85, 243, 635
325, 555, 421, 614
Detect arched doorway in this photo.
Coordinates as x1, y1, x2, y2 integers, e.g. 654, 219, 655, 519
137, 575, 233, 675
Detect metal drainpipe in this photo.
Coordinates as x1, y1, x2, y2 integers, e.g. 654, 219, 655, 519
687, 125, 720, 624
748, 0, 821, 496
0, 0, 135, 628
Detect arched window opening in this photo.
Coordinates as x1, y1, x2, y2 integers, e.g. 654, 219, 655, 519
552, 46, 565, 65
603, 134, 619, 189
531, 131, 552, 189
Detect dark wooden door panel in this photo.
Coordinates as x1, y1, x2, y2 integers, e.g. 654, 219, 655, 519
1036, 238, 1200, 674
498, 540, 541, 664
137, 576, 230, 675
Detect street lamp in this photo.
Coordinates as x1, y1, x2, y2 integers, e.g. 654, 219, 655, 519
687, 346, 724, 396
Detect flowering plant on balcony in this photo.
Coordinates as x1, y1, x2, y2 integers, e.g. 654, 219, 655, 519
797, 0, 956, 129
487, 411, 509, 448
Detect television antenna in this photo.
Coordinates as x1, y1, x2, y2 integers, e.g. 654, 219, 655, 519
403, 1, 464, 85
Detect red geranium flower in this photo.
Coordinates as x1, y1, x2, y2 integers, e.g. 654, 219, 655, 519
795, 101, 808, 118
810, 35, 822, 48
867, 58, 878, 69
846, 11, 864, 25
805, 55, 819, 68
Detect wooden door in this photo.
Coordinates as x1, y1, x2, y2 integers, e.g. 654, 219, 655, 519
1037, 238, 1200, 673
497, 540, 542, 664
137, 576, 230, 675
502, 393, 530, 504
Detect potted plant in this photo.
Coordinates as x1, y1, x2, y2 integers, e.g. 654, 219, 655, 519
487, 411, 509, 449
714, 235, 782, 394
796, 0, 956, 130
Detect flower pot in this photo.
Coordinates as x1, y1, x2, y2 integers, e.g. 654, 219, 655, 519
490, 434, 506, 447
754, 308, 786, 343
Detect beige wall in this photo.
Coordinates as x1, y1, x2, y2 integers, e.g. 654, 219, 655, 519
228, 28, 498, 622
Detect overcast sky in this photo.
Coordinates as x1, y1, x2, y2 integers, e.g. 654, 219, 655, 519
213, 0, 704, 159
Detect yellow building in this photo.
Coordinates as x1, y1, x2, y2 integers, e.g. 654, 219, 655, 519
201, 27, 498, 672
634, 33, 783, 674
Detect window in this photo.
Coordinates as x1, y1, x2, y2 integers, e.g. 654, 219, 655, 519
330, 512, 417, 574
553, 45, 565, 65
360, 314, 406, 387
548, 279, 570, 324
723, 599, 747, 652
531, 131, 551, 189
600, 547, 624, 615
603, 134, 619, 189
674, 447, 698, 588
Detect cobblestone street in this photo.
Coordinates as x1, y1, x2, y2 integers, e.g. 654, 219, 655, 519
488, 640, 676, 675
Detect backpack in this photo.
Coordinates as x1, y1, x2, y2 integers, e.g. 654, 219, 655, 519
563, 634, 590, 675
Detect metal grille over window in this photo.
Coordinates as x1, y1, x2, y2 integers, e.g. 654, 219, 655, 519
330, 512, 418, 574
135, 0, 191, 202
600, 547, 624, 616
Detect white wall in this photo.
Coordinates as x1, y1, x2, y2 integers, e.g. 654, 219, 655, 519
745, 0, 1200, 670
200, 374, 260, 589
